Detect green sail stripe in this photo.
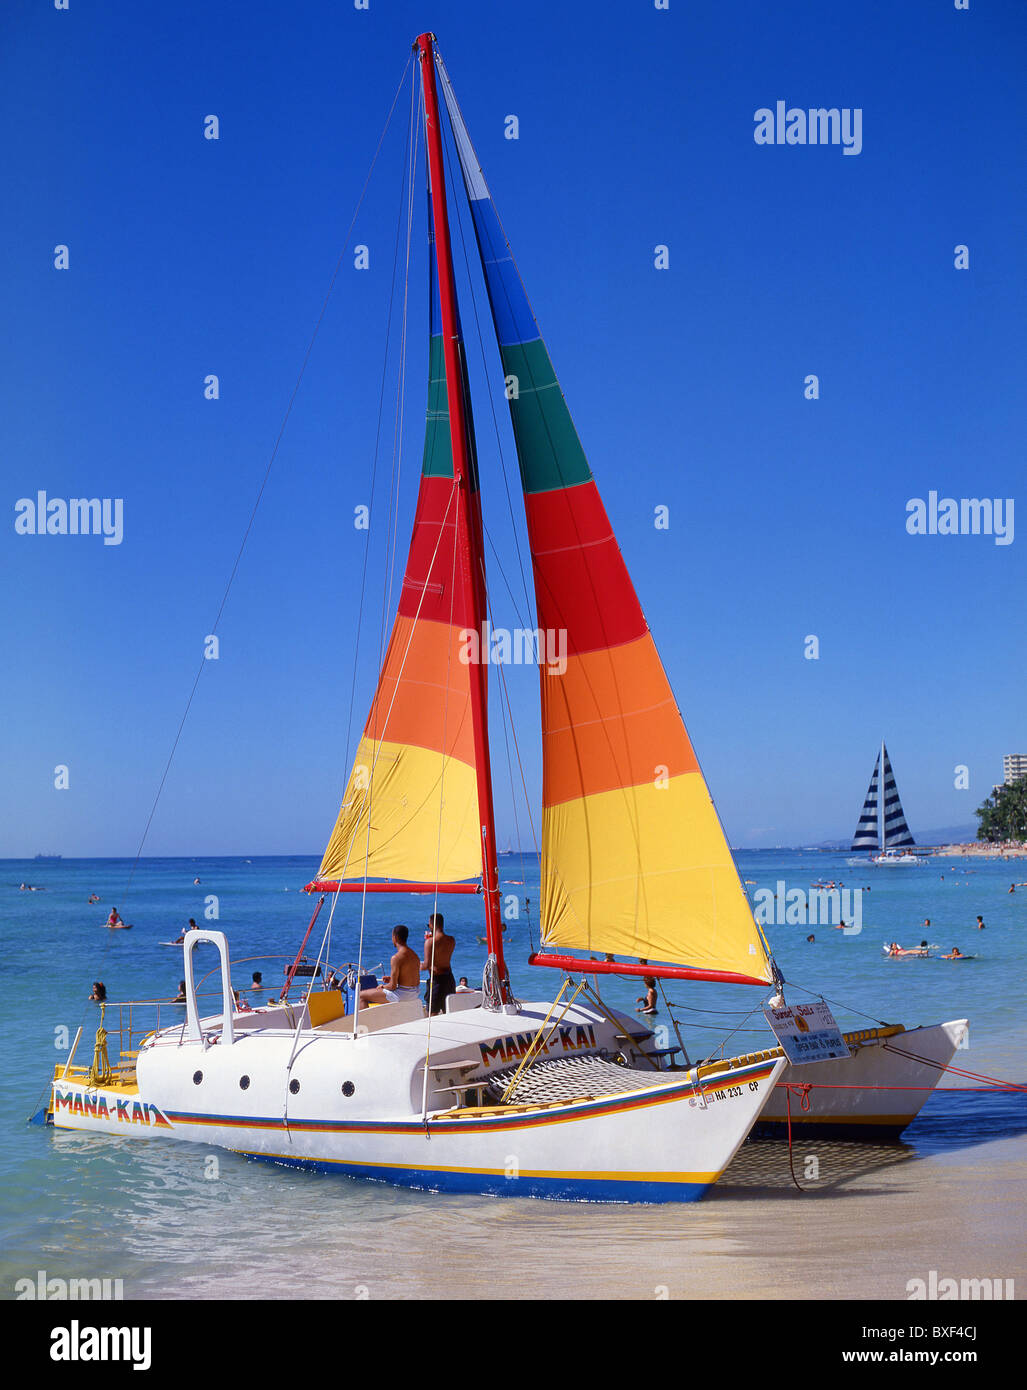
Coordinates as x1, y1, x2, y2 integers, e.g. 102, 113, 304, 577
500, 339, 592, 494
422, 333, 454, 479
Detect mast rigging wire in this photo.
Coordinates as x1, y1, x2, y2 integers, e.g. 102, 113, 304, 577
115, 54, 414, 912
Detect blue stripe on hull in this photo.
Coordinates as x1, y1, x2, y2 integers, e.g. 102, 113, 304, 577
241, 1151, 710, 1204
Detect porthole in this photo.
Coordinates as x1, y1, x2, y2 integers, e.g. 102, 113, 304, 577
341, 1081, 355, 1098
192, 1070, 203, 1085
289, 1079, 300, 1095
239, 1075, 250, 1090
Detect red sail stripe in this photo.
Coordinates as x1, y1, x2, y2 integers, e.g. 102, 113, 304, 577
525, 481, 647, 655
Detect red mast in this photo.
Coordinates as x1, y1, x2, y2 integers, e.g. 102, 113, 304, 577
416, 32, 508, 1002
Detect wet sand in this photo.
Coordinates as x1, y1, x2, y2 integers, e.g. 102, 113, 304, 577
165, 1130, 1026, 1301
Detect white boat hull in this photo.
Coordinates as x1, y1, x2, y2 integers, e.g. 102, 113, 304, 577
755, 1019, 967, 1140
50, 999, 785, 1204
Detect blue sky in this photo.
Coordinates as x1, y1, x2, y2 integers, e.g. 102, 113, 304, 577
2, 0, 1024, 855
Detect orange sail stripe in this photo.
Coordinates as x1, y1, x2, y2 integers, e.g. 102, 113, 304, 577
541, 634, 699, 806
365, 614, 476, 767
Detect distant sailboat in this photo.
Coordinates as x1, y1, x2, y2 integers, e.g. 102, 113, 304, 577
851, 742, 922, 863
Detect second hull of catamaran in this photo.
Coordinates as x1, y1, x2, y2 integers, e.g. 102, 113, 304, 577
49, 979, 784, 1204
751, 1018, 967, 1140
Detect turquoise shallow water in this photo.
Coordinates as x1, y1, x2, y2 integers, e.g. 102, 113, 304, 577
2, 849, 1024, 1298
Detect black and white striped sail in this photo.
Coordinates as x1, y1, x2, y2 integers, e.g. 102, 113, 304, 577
851, 750, 882, 850
881, 744, 916, 847
851, 742, 915, 850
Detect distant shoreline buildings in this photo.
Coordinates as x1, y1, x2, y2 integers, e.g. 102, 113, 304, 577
993, 752, 1026, 798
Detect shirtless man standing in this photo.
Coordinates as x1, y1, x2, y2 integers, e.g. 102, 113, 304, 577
359, 926, 421, 1006
421, 913, 456, 1016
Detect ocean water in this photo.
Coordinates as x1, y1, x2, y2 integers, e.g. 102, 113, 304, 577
2, 850, 1025, 1300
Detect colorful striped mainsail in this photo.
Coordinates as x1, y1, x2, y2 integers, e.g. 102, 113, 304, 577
437, 56, 771, 981
316, 246, 483, 886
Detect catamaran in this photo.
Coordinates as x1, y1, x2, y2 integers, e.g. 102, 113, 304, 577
43, 34, 786, 1203
43, 36, 963, 1187
850, 741, 924, 863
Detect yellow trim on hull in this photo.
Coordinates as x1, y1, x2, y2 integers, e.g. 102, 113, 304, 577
235, 1150, 720, 1184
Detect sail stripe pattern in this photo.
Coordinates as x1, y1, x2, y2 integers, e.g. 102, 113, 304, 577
437, 55, 770, 981
851, 750, 881, 850
881, 745, 916, 847
316, 247, 482, 885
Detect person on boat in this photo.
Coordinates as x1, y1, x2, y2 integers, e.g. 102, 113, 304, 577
105, 908, 123, 928
173, 980, 187, 1002
421, 913, 456, 1015
89, 981, 107, 1002
233, 989, 252, 1014
635, 961, 657, 1014
360, 926, 421, 1006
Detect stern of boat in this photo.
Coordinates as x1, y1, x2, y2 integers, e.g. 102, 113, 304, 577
755, 1018, 968, 1141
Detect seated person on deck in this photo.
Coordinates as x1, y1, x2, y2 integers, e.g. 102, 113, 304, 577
360, 926, 421, 1006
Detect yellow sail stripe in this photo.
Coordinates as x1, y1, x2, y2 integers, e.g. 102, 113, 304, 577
541, 771, 771, 981
318, 737, 481, 884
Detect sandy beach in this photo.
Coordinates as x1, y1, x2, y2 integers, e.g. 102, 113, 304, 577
933, 843, 1027, 860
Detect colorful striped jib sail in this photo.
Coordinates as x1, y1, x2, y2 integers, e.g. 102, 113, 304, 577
436, 55, 771, 984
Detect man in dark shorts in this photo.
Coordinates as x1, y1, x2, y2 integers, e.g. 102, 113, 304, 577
421, 913, 456, 1015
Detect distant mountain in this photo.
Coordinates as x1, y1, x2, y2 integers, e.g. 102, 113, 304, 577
800, 824, 977, 851
909, 824, 978, 846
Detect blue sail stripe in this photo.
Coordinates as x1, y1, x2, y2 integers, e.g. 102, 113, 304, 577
467, 197, 539, 348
